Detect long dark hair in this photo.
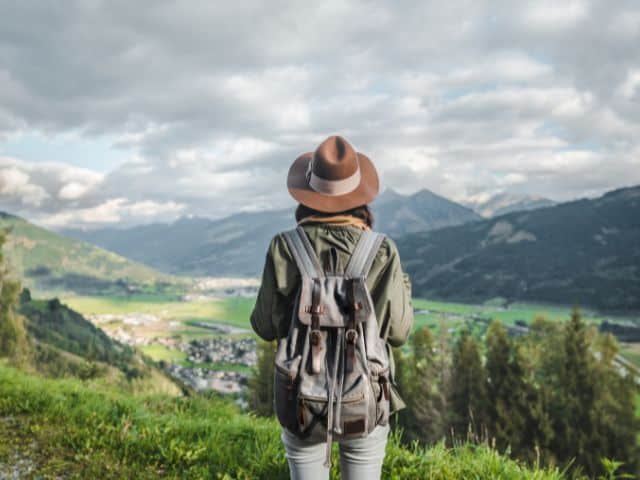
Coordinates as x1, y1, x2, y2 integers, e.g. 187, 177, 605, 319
295, 204, 374, 228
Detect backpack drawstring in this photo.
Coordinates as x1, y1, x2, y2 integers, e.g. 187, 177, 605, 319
324, 328, 343, 467
333, 328, 346, 437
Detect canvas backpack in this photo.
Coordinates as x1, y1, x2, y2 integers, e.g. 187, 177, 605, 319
273, 226, 391, 466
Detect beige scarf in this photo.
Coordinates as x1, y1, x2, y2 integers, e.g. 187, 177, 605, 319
297, 214, 370, 231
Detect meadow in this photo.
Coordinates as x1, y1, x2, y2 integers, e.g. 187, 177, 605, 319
0, 362, 571, 479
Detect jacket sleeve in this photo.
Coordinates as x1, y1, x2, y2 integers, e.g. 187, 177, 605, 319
250, 235, 297, 341
370, 237, 413, 348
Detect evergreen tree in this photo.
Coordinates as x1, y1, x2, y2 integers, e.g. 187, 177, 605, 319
485, 321, 553, 463
592, 332, 640, 476
247, 340, 276, 416
550, 307, 598, 475
448, 330, 487, 443
397, 327, 447, 444
435, 319, 452, 422
0, 229, 29, 364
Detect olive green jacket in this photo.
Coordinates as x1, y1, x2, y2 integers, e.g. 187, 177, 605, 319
250, 223, 414, 412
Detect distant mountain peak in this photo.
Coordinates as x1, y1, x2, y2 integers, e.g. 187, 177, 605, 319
463, 191, 556, 218
375, 187, 404, 205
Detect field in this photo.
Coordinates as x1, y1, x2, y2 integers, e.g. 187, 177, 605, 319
61, 293, 640, 372
412, 298, 628, 329
413, 298, 640, 369
63, 295, 253, 330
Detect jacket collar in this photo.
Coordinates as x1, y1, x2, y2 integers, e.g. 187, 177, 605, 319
297, 214, 370, 231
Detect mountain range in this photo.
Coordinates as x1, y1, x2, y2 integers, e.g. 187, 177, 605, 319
4, 185, 640, 312
62, 188, 481, 276
397, 186, 640, 312
462, 192, 556, 218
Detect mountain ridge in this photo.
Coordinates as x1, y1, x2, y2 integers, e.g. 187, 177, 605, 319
397, 185, 640, 312
0, 211, 182, 297
61, 188, 481, 276
462, 192, 557, 217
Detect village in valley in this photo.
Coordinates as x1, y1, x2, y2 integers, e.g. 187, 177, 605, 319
80, 278, 260, 395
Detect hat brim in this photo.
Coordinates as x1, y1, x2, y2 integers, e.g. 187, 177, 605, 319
287, 151, 379, 213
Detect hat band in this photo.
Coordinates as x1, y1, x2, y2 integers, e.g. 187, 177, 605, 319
307, 160, 361, 196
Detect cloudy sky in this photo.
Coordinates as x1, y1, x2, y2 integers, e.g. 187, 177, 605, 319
0, 0, 639, 230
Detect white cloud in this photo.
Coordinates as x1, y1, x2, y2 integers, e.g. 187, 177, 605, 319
0, 167, 49, 206
523, 1, 589, 31
618, 69, 640, 99
58, 181, 90, 200
0, 1, 638, 228
37, 198, 186, 229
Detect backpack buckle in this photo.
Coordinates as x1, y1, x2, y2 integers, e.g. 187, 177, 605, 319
305, 305, 324, 314
310, 329, 322, 346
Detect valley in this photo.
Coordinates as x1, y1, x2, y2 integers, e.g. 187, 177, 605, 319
61, 286, 258, 394
2, 184, 640, 478
60, 287, 640, 398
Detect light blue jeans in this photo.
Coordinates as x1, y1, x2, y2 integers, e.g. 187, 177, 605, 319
281, 425, 389, 480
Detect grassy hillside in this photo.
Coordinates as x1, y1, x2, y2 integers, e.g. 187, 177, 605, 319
12, 288, 183, 396
0, 211, 186, 297
0, 363, 569, 479
398, 185, 640, 313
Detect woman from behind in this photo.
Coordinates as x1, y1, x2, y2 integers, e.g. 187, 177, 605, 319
250, 135, 413, 480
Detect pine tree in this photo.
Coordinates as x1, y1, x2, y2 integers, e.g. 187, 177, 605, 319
0, 229, 29, 365
550, 307, 599, 476
592, 332, 640, 476
485, 321, 514, 448
485, 321, 553, 462
397, 327, 447, 444
247, 340, 276, 416
448, 330, 487, 443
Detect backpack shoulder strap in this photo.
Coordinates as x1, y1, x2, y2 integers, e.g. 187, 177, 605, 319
282, 226, 324, 278
345, 230, 385, 278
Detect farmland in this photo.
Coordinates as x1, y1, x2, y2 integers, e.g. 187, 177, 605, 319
62, 293, 640, 370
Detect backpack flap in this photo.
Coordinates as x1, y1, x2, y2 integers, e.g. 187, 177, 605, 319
297, 276, 373, 328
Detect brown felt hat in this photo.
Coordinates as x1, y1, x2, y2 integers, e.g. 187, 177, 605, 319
287, 136, 379, 213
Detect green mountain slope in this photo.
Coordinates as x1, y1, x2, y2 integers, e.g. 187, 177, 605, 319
61, 188, 481, 276
397, 185, 640, 312
14, 288, 183, 395
0, 212, 183, 296
0, 363, 567, 479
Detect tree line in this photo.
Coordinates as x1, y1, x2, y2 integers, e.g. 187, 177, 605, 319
248, 309, 640, 478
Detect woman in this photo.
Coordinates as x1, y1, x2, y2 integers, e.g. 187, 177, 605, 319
250, 135, 413, 480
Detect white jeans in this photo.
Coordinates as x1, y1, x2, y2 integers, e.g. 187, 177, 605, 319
281, 425, 389, 480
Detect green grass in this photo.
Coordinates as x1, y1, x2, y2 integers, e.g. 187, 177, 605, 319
412, 299, 611, 327
139, 345, 187, 363
0, 362, 567, 479
62, 295, 255, 330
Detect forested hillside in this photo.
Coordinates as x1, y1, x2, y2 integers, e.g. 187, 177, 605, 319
398, 186, 640, 312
